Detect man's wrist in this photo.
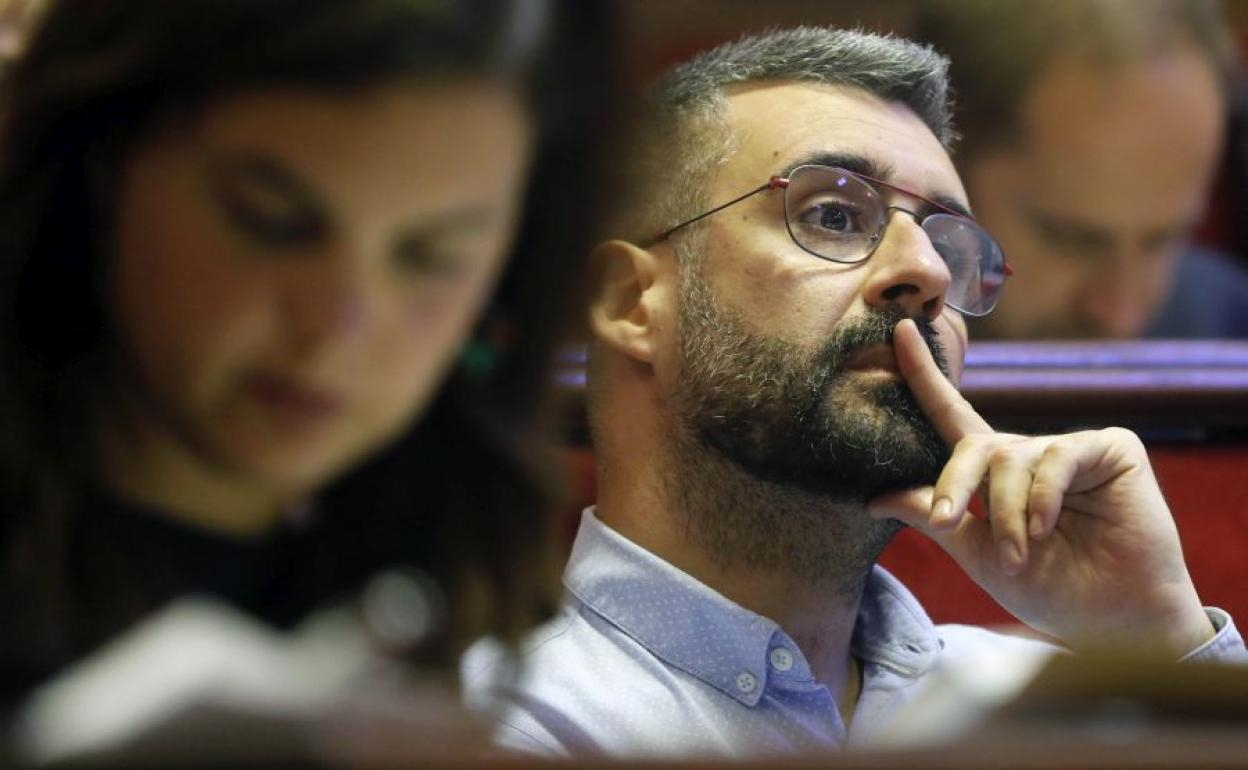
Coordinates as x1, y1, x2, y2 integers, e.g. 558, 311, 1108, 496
1158, 601, 1218, 657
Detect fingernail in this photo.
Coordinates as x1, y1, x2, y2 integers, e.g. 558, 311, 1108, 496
931, 497, 953, 526
1028, 515, 1044, 539
998, 539, 1022, 574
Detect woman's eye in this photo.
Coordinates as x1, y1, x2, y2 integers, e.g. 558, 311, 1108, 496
394, 241, 470, 279
218, 185, 326, 245
207, 157, 328, 247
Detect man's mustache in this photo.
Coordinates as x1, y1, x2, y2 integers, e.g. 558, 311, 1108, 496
810, 308, 949, 379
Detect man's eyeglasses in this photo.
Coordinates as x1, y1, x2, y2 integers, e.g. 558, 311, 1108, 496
649, 165, 1012, 317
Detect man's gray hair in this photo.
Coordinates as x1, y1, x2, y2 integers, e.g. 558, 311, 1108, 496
609, 27, 954, 252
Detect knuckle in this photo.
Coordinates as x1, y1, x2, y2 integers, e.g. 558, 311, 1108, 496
1029, 479, 1062, 502
955, 433, 990, 453
1040, 440, 1073, 464
987, 444, 1017, 466
1102, 426, 1143, 450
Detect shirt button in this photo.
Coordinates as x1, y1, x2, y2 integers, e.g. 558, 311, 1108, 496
735, 671, 758, 694
769, 647, 794, 672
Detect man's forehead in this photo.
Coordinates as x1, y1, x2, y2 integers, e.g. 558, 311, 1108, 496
1006, 128, 1214, 236
718, 80, 966, 204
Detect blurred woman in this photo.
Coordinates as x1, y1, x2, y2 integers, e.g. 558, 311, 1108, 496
0, 0, 614, 703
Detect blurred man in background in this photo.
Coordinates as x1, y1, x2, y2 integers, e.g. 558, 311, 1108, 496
917, 0, 1248, 339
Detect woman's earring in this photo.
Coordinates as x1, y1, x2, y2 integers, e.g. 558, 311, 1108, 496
460, 313, 516, 380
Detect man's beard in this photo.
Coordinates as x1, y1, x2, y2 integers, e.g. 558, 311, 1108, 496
676, 275, 951, 499
665, 270, 952, 597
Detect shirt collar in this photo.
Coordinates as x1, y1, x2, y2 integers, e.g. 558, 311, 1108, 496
852, 566, 942, 676
564, 508, 943, 705
564, 508, 777, 706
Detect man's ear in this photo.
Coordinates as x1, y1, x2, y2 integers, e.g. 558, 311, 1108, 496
586, 239, 669, 363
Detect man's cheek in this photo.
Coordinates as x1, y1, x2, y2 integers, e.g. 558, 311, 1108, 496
936, 311, 968, 386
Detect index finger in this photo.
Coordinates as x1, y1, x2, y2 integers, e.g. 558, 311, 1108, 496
893, 318, 992, 444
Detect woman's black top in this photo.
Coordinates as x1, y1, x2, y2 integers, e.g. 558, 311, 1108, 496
0, 494, 385, 711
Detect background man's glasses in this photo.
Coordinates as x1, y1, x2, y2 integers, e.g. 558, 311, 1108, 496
651, 164, 1011, 317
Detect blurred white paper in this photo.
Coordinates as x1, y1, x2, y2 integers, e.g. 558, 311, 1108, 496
12, 598, 481, 765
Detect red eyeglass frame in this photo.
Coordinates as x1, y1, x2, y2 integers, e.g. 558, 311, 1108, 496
646, 166, 1013, 281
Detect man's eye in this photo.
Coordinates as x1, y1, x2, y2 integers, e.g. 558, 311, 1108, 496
797, 201, 862, 233
1141, 230, 1189, 257
1028, 215, 1111, 259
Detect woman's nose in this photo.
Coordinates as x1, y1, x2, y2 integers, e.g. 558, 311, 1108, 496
282, 250, 371, 352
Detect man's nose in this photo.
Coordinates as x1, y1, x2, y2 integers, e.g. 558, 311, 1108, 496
860, 209, 950, 320
1077, 255, 1153, 338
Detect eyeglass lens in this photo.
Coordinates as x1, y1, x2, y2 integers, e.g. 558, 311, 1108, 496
783, 166, 1006, 316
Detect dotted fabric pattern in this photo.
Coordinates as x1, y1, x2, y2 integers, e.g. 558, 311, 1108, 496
462, 508, 1248, 758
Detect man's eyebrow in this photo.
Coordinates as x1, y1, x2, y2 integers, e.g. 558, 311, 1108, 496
931, 195, 972, 220
777, 151, 974, 220
776, 152, 892, 182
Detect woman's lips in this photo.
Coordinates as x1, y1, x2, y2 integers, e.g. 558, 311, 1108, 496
246, 374, 345, 425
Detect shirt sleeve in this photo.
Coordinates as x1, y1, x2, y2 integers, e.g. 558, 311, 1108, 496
493, 718, 572, 757
1178, 608, 1248, 664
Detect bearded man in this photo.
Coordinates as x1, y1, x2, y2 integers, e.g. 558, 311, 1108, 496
464, 27, 1247, 758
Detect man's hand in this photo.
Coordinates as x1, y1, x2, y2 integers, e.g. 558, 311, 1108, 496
869, 319, 1214, 654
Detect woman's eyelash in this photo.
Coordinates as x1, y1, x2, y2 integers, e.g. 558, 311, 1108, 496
217, 183, 327, 244
395, 243, 470, 277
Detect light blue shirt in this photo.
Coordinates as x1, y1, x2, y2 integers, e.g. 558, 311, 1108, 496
463, 508, 1248, 758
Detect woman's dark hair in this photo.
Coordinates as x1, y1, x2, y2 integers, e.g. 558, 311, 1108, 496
0, 0, 617, 667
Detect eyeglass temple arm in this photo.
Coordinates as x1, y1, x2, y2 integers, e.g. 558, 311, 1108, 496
642, 177, 790, 247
